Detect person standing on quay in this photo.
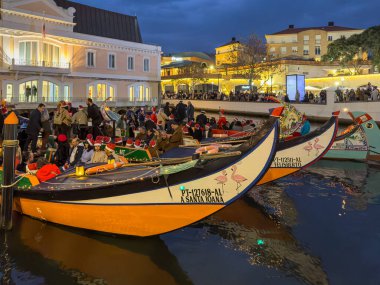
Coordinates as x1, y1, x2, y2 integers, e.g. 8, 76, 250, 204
25, 103, 45, 154
87, 98, 103, 138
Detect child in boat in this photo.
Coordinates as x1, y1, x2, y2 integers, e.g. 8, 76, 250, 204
105, 143, 128, 164
90, 140, 108, 164
17, 151, 35, 173
81, 138, 94, 164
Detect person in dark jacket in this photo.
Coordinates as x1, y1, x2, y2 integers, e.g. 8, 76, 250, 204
87, 98, 103, 138
196, 110, 208, 127
163, 102, 171, 117
65, 137, 84, 169
25, 103, 45, 153
187, 101, 195, 122
55, 134, 70, 167
175, 101, 187, 122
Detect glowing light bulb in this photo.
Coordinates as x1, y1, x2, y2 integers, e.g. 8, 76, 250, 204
179, 186, 186, 191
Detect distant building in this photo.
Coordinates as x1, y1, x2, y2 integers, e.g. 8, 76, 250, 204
265, 22, 364, 61
0, 0, 161, 108
215, 37, 242, 67
161, 52, 217, 93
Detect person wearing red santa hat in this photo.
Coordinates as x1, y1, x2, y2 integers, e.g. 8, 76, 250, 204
151, 106, 158, 124
134, 139, 142, 149
114, 137, 123, 145
193, 123, 203, 142
105, 143, 127, 163
217, 109, 227, 129
90, 139, 108, 164
126, 138, 134, 148
147, 139, 159, 158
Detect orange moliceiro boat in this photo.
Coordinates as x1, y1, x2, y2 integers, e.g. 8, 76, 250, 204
258, 111, 339, 185
11, 112, 281, 237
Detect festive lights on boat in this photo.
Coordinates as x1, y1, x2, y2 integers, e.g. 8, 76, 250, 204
180, 185, 186, 191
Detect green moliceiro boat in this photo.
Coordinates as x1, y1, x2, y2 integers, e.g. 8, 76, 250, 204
324, 111, 380, 161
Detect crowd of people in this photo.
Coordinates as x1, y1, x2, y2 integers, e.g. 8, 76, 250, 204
0, 99, 258, 183
163, 90, 327, 104
335, 82, 380, 102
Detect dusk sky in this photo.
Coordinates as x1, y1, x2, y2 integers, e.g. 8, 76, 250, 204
73, 0, 379, 54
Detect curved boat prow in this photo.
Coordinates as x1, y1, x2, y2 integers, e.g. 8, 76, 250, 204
350, 111, 380, 156
257, 111, 339, 185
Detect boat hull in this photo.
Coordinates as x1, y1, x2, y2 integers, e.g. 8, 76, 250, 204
15, 199, 223, 237
12, 120, 279, 237
257, 112, 338, 185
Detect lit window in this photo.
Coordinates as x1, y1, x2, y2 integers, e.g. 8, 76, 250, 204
315, 35, 321, 44
6, 84, 13, 102
42, 81, 60, 102
303, 35, 309, 44
19, 80, 38, 103
280, 47, 287, 54
129, 86, 134, 101
138, 86, 144, 101
292, 47, 298, 53
87, 82, 115, 102
87, 51, 95, 67
143, 58, 150, 72
303, 46, 309, 55
19, 41, 38, 66
108, 54, 116, 69
43, 43, 60, 67
63, 85, 71, 101
145, 87, 150, 101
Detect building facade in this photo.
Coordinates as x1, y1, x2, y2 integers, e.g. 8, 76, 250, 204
265, 22, 364, 61
0, 0, 161, 109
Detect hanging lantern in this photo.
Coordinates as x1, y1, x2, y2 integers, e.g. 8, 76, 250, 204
108, 159, 115, 165
76, 165, 85, 177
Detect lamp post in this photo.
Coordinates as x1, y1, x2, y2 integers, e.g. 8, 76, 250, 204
270, 75, 273, 94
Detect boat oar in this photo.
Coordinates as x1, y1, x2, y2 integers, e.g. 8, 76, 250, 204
180, 139, 248, 148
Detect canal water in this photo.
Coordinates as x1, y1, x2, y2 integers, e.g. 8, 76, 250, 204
0, 160, 379, 285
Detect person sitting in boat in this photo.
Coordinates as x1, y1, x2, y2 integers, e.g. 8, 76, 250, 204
105, 143, 128, 164
35, 157, 61, 183
17, 151, 35, 173
156, 131, 169, 153
54, 134, 70, 167
301, 119, 311, 136
134, 139, 143, 149
91, 140, 108, 164
81, 138, 94, 164
64, 137, 84, 170
125, 138, 134, 148
196, 110, 208, 127
135, 127, 147, 142
147, 139, 159, 158
145, 114, 156, 131
114, 137, 123, 146
217, 109, 227, 129
165, 121, 184, 151
145, 128, 155, 145
193, 124, 203, 142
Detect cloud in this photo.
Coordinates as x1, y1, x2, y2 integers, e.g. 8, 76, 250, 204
72, 0, 380, 53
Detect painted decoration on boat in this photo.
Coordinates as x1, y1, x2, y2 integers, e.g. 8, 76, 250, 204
330, 126, 368, 152
280, 104, 305, 138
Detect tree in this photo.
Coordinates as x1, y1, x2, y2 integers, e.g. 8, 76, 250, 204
322, 35, 365, 75
322, 25, 380, 73
180, 62, 208, 93
228, 34, 282, 91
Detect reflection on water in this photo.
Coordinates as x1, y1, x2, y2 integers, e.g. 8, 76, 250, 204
1, 160, 380, 285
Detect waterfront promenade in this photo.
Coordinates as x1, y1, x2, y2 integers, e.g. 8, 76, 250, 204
164, 91, 380, 123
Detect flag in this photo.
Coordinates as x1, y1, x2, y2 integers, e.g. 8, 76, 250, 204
42, 22, 46, 38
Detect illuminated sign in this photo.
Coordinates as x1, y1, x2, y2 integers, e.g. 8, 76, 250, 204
286, 75, 305, 102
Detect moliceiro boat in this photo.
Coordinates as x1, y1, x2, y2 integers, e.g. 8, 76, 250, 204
324, 111, 380, 162
257, 111, 339, 185
8, 110, 282, 237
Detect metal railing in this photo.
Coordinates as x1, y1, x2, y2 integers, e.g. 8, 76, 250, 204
12, 59, 70, 69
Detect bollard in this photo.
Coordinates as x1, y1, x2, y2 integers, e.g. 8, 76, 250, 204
1, 112, 19, 230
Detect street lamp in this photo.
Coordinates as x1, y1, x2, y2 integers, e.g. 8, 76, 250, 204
270, 75, 273, 94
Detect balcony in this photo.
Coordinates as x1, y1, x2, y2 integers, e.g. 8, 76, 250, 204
9, 59, 71, 74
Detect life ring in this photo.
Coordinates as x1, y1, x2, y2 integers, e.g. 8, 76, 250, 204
85, 162, 124, 175
195, 145, 219, 155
